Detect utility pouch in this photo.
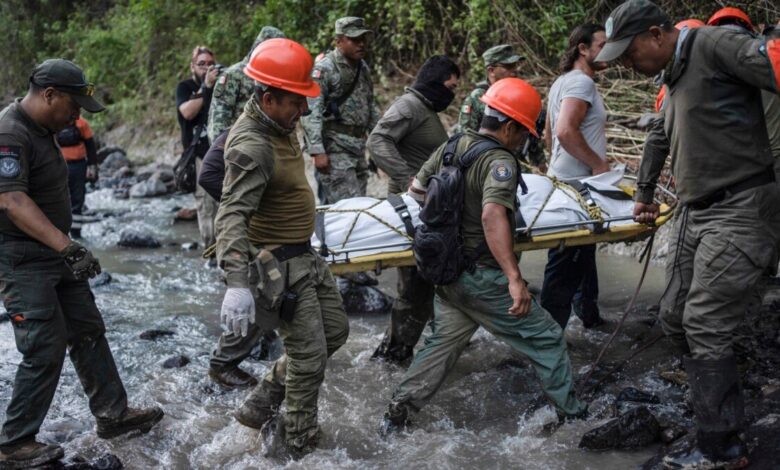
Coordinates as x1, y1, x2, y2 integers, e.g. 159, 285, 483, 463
252, 249, 285, 313
279, 268, 298, 323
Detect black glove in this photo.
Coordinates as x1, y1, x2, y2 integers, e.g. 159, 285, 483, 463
60, 241, 102, 280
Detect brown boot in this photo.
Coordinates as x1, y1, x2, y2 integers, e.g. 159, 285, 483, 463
234, 382, 285, 430
0, 441, 64, 469
208, 366, 258, 390
96, 406, 164, 439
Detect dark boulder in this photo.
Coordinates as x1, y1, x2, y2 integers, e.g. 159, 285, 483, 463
337, 278, 393, 315
118, 229, 161, 248
617, 387, 660, 404
57, 453, 124, 470
162, 355, 190, 369
579, 406, 661, 451
139, 329, 175, 340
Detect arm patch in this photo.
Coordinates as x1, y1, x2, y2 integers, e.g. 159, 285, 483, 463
0, 146, 22, 178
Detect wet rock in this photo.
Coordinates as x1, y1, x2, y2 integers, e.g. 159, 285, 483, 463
0, 313, 9, 323
88, 271, 113, 288
113, 188, 129, 199
616, 387, 660, 405
659, 423, 687, 444
181, 242, 199, 251
99, 148, 130, 172
162, 355, 190, 368
96, 145, 125, 164
129, 178, 168, 198
139, 329, 175, 340
175, 208, 198, 221
337, 278, 393, 314
54, 453, 124, 469
579, 406, 661, 451
118, 229, 161, 248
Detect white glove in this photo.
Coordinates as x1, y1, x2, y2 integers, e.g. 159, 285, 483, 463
220, 287, 256, 337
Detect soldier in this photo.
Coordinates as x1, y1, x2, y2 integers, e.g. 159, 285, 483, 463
601, 1, 780, 467
301, 16, 380, 204
0, 59, 163, 468
381, 78, 587, 434
214, 39, 349, 458
207, 26, 285, 143
367, 55, 460, 364
459, 44, 546, 170
204, 25, 285, 391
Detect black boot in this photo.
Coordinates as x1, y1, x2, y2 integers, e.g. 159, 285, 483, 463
96, 406, 164, 439
379, 401, 414, 437
234, 381, 285, 430
662, 355, 748, 469
0, 441, 64, 469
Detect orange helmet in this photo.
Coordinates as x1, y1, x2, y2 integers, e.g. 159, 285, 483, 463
244, 38, 320, 97
707, 7, 754, 32
479, 78, 541, 137
675, 19, 705, 30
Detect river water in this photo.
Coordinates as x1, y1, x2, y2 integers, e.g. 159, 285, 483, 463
0, 188, 683, 469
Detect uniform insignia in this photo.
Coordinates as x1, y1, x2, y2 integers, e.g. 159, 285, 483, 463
491, 162, 513, 182
0, 146, 21, 179
462, 104, 471, 114
218, 75, 227, 85
312, 69, 322, 79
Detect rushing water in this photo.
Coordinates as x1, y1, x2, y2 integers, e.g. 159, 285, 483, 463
0, 188, 684, 469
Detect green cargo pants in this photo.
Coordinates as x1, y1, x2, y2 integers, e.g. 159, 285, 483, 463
373, 266, 434, 363
259, 250, 349, 445
317, 152, 369, 204
0, 238, 127, 448
391, 267, 586, 417
659, 183, 780, 360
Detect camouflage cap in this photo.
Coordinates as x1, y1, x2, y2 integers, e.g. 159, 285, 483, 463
335, 16, 373, 38
482, 45, 524, 66
257, 26, 286, 43
30, 58, 104, 113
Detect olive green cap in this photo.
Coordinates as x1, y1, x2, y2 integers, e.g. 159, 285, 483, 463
596, 0, 670, 62
30, 59, 105, 113
335, 17, 373, 38
482, 45, 524, 66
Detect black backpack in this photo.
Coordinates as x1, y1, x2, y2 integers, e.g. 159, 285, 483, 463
413, 133, 517, 285
56, 124, 81, 147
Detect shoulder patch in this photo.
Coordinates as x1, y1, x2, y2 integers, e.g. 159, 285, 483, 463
461, 104, 471, 114
312, 69, 322, 79
0, 146, 21, 178
491, 162, 513, 182
218, 75, 227, 86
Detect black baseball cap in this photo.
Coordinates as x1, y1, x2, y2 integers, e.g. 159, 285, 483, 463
596, 0, 670, 62
30, 59, 105, 113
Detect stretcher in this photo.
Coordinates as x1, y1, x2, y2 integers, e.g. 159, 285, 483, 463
312, 166, 674, 275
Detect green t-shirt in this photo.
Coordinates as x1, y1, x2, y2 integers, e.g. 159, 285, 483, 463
416, 130, 519, 268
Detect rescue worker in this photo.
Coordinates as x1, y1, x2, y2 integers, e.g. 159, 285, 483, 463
540, 23, 609, 330
206, 26, 285, 143
55, 115, 98, 239
367, 55, 460, 364
176, 46, 219, 263
458, 45, 546, 171
214, 39, 349, 457
301, 16, 380, 204
203, 25, 285, 391
599, 1, 780, 468
0, 59, 163, 469
706, 6, 755, 32
381, 78, 588, 433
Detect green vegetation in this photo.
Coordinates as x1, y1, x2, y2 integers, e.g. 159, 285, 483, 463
2, 0, 777, 135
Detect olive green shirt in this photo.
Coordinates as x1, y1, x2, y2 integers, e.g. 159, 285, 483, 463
0, 100, 71, 237
636, 28, 780, 204
416, 130, 518, 268
367, 87, 447, 194
215, 99, 315, 288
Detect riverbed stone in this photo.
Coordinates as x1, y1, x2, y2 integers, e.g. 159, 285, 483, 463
88, 271, 113, 288
337, 278, 393, 315
129, 178, 168, 198
118, 229, 161, 248
162, 355, 190, 368
139, 329, 175, 340
175, 208, 198, 221
616, 387, 660, 405
579, 406, 661, 451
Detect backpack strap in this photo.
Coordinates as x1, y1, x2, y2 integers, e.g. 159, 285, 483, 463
387, 193, 415, 238
442, 133, 464, 166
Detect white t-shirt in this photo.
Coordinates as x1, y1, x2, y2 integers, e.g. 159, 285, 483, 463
547, 69, 607, 180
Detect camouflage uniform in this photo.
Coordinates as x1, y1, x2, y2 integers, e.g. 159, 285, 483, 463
207, 26, 285, 143
301, 17, 380, 204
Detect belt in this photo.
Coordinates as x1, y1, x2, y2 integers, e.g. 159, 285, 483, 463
271, 241, 312, 263
687, 170, 775, 210
324, 122, 366, 138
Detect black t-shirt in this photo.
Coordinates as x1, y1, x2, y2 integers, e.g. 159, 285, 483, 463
175, 78, 212, 150
198, 128, 228, 201
0, 101, 72, 237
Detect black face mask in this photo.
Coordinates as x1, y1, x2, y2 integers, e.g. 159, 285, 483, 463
411, 80, 455, 112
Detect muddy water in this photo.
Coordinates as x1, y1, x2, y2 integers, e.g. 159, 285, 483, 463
0, 188, 680, 469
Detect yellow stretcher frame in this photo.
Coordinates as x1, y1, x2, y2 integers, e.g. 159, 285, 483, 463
327, 203, 673, 275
